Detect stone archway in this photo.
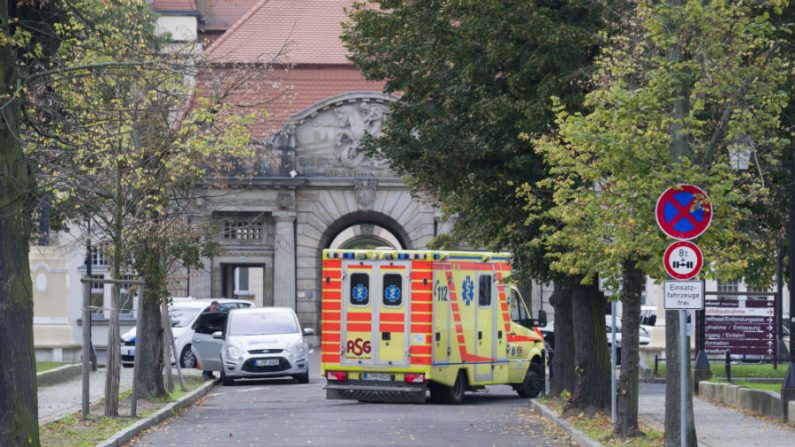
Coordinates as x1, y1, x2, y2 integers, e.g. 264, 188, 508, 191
318, 210, 412, 251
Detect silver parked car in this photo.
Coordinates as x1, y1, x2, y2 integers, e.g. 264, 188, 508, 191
191, 307, 314, 385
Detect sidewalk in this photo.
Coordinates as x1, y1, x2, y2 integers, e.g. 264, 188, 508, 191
38, 366, 135, 424
638, 383, 794, 447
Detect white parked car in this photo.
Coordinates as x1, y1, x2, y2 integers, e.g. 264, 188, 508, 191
191, 307, 314, 385
120, 298, 253, 368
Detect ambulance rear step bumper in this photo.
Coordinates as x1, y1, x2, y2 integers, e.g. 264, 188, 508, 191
324, 381, 427, 404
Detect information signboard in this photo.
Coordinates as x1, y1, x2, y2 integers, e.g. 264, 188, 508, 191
699, 295, 777, 356
663, 280, 704, 310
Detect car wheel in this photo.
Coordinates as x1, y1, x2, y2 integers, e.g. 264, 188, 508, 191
220, 367, 234, 386
437, 371, 466, 405
516, 361, 543, 398
296, 371, 309, 384
180, 345, 196, 369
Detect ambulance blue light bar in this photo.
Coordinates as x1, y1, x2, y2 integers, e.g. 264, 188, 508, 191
343, 253, 355, 259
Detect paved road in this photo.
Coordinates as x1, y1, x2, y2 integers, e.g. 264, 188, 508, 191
639, 382, 795, 447
130, 352, 574, 447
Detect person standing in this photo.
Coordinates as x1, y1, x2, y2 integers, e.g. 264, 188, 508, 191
202, 301, 221, 379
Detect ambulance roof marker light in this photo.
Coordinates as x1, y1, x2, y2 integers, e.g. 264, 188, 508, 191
357, 252, 367, 260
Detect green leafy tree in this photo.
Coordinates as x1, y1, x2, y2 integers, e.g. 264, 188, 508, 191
24, 0, 257, 414
532, 0, 789, 438
343, 0, 617, 409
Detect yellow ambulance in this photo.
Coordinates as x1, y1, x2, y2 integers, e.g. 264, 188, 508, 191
320, 249, 546, 404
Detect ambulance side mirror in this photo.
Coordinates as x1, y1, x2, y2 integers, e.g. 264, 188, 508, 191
535, 310, 548, 328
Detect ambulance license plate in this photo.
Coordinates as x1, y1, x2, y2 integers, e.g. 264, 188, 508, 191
364, 373, 391, 381
255, 359, 280, 367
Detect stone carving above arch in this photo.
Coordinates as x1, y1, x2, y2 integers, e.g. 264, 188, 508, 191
280, 92, 397, 177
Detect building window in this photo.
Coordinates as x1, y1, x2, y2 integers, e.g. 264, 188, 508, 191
746, 285, 770, 301
120, 275, 137, 319
235, 267, 250, 294
223, 221, 263, 240
91, 246, 109, 266
717, 280, 739, 301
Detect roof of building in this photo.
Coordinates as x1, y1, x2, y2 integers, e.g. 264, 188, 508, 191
195, 0, 260, 31
206, 0, 354, 65
151, 0, 199, 13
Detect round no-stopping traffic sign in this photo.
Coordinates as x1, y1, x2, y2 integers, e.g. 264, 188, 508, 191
655, 184, 712, 240
663, 241, 703, 280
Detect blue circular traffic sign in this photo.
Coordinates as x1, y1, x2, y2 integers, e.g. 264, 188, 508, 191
655, 185, 712, 240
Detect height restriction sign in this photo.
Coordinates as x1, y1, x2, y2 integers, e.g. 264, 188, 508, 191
655, 184, 712, 240
663, 241, 703, 280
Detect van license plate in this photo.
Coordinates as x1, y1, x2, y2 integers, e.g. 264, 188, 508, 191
364, 373, 391, 381
255, 359, 279, 367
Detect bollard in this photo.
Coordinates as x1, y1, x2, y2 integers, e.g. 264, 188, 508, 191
541, 349, 547, 396
654, 355, 659, 376
725, 351, 732, 384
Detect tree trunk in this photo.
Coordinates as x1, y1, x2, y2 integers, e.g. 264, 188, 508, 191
136, 288, 165, 398
615, 260, 643, 437
0, 3, 40, 445
664, 310, 698, 446
105, 282, 121, 416
135, 241, 166, 398
568, 279, 611, 414
549, 280, 575, 398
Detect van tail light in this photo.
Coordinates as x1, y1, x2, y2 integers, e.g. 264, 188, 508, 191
404, 373, 425, 383
327, 371, 348, 381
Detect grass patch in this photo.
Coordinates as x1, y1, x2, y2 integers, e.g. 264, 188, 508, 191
712, 380, 783, 393
40, 375, 206, 446
37, 362, 70, 372
540, 397, 664, 447
654, 362, 787, 379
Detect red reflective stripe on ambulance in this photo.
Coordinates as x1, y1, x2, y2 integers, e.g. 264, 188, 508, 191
379, 313, 404, 322
322, 354, 340, 362
347, 323, 372, 332
410, 356, 432, 365
322, 259, 342, 268
379, 323, 405, 333
347, 312, 371, 322
410, 324, 432, 333
411, 303, 432, 313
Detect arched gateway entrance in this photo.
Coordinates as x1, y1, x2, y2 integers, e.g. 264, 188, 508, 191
187, 92, 443, 331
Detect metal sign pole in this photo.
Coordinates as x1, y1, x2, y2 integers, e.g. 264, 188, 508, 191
680, 309, 688, 447
611, 301, 617, 424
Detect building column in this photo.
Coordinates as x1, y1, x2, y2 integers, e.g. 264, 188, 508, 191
273, 213, 296, 308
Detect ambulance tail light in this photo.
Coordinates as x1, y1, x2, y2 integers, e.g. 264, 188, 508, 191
404, 373, 425, 383
327, 371, 348, 381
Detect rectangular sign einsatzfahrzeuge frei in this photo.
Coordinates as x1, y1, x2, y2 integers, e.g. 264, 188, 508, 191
664, 280, 704, 310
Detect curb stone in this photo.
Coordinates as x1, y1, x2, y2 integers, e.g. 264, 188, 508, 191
96, 379, 216, 447
530, 399, 603, 447
37, 363, 81, 387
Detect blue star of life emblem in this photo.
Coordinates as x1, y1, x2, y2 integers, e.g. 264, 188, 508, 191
385, 285, 401, 303
462, 276, 474, 306
352, 284, 368, 302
